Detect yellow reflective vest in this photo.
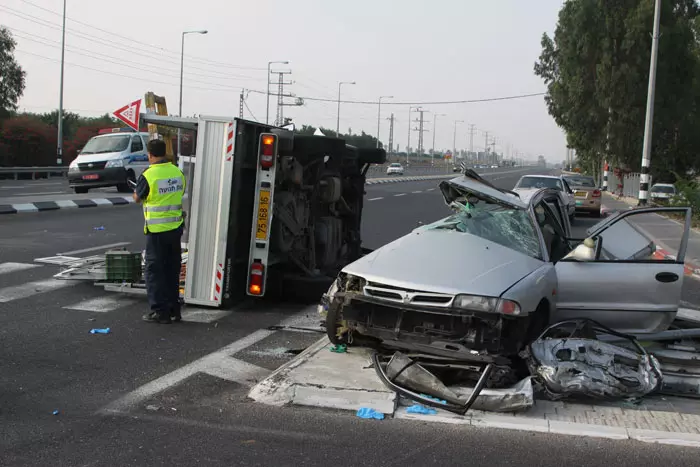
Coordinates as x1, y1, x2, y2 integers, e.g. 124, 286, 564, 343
142, 162, 185, 234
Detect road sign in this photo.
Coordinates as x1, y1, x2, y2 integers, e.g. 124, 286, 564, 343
113, 99, 142, 131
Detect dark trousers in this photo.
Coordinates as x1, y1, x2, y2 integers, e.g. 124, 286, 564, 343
144, 226, 183, 318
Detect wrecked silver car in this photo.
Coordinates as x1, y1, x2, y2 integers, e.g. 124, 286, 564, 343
320, 171, 692, 384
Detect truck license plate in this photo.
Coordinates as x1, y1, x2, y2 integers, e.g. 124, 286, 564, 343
255, 189, 271, 240
82, 174, 99, 180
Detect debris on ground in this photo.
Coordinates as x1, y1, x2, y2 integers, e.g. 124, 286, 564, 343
93, 226, 105, 231
52, 410, 59, 415
145, 405, 161, 412
330, 344, 347, 353
356, 407, 384, 420
521, 319, 662, 400
405, 404, 437, 415
89, 328, 111, 334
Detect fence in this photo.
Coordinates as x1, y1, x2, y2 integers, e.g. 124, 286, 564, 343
604, 171, 650, 199
0, 166, 69, 180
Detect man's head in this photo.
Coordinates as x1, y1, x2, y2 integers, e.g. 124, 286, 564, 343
147, 139, 167, 163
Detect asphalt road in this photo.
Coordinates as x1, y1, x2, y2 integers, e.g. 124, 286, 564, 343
3, 167, 700, 466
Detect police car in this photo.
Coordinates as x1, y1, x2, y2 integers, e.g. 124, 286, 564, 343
68, 129, 151, 194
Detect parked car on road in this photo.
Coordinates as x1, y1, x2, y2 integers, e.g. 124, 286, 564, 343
513, 174, 576, 222
321, 171, 691, 365
562, 174, 602, 217
386, 163, 404, 175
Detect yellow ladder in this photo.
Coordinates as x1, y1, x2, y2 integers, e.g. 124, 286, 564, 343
144, 92, 175, 163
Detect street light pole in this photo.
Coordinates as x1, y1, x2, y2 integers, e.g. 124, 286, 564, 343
431, 113, 446, 166
638, 0, 661, 206
179, 29, 207, 156
56, 0, 66, 165
377, 95, 393, 148
336, 81, 355, 136
266, 60, 289, 125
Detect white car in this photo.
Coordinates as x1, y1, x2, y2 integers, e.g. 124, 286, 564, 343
386, 163, 404, 175
650, 183, 677, 201
513, 174, 576, 222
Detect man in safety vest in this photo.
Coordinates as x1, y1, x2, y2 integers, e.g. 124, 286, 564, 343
133, 139, 185, 324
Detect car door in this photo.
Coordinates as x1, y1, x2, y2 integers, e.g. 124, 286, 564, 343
129, 135, 148, 177
554, 207, 692, 333
558, 178, 575, 214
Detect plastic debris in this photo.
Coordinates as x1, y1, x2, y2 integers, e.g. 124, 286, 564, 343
330, 344, 347, 353
52, 410, 60, 415
419, 393, 447, 405
145, 405, 161, 412
356, 407, 384, 420
93, 226, 105, 231
90, 328, 111, 334
406, 404, 437, 415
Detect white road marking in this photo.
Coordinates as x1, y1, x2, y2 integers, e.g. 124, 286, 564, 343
0, 262, 40, 275
412, 191, 422, 194
10, 203, 38, 212
426, 188, 435, 192
98, 308, 314, 414
63, 296, 137, 312
57, 242, 131, 256
0, 279, 74, 303
368, 197, 384, 201
93, 198, 113, 206
394, 193, 406, 197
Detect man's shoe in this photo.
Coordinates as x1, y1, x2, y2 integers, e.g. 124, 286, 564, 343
142, 312, 171, 324
171, 312, 182, 323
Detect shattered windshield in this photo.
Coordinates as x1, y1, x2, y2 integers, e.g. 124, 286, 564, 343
430, 198, 542, 259
564, 176, 596, 187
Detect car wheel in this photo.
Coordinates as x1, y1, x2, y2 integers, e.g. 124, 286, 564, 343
74, 187, 88, 194
117, 171, 136, 193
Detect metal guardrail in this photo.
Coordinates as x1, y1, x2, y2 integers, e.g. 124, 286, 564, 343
0, 166, 69, 180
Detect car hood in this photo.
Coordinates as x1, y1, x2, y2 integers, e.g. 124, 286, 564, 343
343, 227, 544, 297
74, 151, 125, 163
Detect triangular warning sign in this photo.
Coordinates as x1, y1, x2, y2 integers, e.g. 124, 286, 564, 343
113, 99, 142, 131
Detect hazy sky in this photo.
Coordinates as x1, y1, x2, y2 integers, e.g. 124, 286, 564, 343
2, 0, 567, 161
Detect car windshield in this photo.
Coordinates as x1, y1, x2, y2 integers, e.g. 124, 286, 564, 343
564, 176, 596, 187
651, 185, 675, 194
80, 135, 130, 155
429, 198, 541, 259
516, 177, 562, 190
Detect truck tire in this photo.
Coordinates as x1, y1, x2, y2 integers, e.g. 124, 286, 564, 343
74, 187, 88, 194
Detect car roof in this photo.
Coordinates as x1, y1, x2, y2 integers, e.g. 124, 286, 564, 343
520, 174, 559, 179
652, 183, 674, 187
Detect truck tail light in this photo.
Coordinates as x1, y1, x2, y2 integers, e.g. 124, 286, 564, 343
592, 189, 601, 198
248, 262, 264, 295
259, 134, 276, 169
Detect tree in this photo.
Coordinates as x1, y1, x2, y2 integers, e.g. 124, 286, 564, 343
0, 116, 55, 167
0, 27, 26, 120
535, 0, 700, 181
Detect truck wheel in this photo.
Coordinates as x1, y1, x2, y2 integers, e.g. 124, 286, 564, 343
117, 171, 135, 193
74, 187, 88, 194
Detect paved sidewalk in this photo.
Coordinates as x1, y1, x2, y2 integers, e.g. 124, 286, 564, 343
249, 337, 700, 447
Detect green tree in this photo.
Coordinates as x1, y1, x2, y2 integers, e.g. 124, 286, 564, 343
0, 27, 26, 120
535, 0, 700, 181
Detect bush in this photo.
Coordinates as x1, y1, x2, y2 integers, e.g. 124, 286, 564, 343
668, 174, 700, 217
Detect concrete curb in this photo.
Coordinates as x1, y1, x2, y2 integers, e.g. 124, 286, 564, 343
0, 196, 134, 215
1, 174, 456, 215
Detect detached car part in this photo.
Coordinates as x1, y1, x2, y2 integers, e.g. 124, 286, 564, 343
521, 319, 663, 400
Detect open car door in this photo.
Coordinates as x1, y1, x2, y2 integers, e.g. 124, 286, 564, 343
553, 207, 691, 334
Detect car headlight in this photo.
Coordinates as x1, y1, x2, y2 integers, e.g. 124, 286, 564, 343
317, 278, 341, 318
68, 160, 79, 171
105, 159, 124, 168
453, 294, 521, 315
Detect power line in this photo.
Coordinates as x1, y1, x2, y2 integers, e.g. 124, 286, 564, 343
14, 0, 266, 71
243, 100, 259, 121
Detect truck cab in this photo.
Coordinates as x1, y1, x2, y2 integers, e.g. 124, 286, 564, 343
67, 130, 150, 194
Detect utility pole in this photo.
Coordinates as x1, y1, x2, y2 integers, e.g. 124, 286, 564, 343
56, 0, 66, 165
377, 96, 393, 148
638, 0, 661, 206
414, 109, 429, 162
266, 61, 289, 124
239, 89, 245, 118
271, 70, 293, 126
484, 131, 489, 163
407, 106, 421, 164
387, 113, 395, 158
491, 137, 497, 164
336, 81, 356, 136
468, 124, 476, 162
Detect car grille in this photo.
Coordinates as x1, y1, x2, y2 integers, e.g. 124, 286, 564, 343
78, 161, 107, 171
363, 282, 454, 307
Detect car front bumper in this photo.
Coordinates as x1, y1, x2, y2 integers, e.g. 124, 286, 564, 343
68, 168, 129, 188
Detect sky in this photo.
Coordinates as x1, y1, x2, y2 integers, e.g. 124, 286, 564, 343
2, 0, 567, 162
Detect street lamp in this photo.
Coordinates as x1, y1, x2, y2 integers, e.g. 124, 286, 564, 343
179, 29, 208, 156
453, 120, 464, 168
377, 95, 393, 148
267, 60, 289, 124
336, 81, 356, 136
431, 113, 446, 165
56, 0, 66, 165
407, 106, 421, 164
